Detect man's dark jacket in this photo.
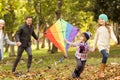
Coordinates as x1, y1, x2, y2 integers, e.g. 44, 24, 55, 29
15, 23, 38, 47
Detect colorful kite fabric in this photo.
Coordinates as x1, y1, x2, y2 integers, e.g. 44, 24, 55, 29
45, 19, 79, 57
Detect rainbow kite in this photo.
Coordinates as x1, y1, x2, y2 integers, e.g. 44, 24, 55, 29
45, 19, 79, 57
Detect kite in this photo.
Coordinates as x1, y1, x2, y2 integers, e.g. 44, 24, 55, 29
45, 19, 79, 57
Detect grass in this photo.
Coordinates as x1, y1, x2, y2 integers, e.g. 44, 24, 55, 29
0, 45, 120, 80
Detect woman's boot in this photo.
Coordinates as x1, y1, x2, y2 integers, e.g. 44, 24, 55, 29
99, 63, 106, 78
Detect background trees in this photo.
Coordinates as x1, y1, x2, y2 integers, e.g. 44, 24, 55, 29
0, 0, 119, 55
93, 0, 120, 43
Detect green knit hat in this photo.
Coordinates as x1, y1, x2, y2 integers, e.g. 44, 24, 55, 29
99, 14, 108, 21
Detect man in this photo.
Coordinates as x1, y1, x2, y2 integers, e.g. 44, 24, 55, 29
12, 16, 38, 72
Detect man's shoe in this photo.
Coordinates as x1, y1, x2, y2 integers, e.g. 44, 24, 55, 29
27, 68, 31, 72
12, 68, 15, 73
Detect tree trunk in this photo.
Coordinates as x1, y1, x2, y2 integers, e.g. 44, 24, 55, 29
51, 0, 63, 54
47, 39, 51, 51
46, 23, 51, 51
41, 24, 46, 48
41, 36, 45, 48
9, 32, 16, 57
36, 16, 40, 50
113, 22, 120, 44
116, 23, 120, 44
5, 44, 9, 52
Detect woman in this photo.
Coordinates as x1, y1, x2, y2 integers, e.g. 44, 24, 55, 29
0, 19, 17, 61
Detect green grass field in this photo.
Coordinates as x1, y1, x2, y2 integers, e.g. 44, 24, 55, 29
0, 45, 120, 80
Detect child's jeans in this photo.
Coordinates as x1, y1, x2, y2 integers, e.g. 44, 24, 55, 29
101, 49, 108, 64
72, 57, 86, 78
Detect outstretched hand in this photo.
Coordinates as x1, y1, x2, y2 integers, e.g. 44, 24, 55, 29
113, 42, 118, 47
92, 47, 97, 52
114, 42, 118, 45
16, 42, 22, 46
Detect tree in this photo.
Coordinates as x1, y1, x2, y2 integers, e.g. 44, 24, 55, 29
33, 0, 48, 49
33, 0, 58, 51
93, 0, 120, 43
0, 0, 98, 56
4, 0, 17, 56
51, 0, 63, 53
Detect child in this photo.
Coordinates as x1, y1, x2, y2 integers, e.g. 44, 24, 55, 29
64, 32, 93, 78
93, 14, 118, 78
0, 19, 17, 61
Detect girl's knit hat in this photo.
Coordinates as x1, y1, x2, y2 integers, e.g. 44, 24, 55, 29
83, 32, 92, 41
0, 19, 5, 24
99, 14, 108, 21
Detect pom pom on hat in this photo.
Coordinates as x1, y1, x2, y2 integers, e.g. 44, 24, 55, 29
99, 14, 108, 21
83, 32, 92, 41
0, 19, 5, 24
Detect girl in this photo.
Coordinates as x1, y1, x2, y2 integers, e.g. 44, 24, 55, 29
0, 19, 17, 61
64, 32, 93, 78
93, 14, 118, 78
